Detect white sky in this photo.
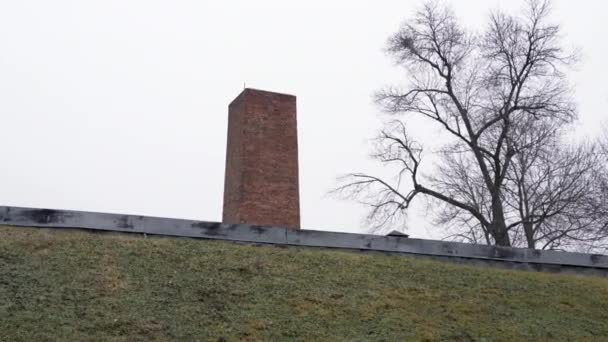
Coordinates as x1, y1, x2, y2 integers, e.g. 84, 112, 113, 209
0, 0, 606, 238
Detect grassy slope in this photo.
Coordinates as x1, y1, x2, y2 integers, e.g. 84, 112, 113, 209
1, 226, 608, 341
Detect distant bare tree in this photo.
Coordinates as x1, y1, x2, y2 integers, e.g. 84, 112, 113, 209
596, 126, 608, 247
336, 0, 580, 247
601, 126, 608, 157
504, 135, 606, 251
434, 116, 608, 251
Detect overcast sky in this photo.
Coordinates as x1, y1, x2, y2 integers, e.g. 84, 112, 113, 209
0, 0, 606, 238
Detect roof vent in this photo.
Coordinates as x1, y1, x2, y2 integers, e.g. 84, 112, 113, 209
387, 230, 409, 238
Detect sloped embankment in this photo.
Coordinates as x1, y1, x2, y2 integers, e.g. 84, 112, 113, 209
1, 226, 607, 340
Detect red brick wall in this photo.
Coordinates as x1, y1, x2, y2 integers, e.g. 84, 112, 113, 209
222, 88, 301, 229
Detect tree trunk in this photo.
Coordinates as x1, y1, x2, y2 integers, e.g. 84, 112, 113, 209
490, 201, 511, 247
523, 222, 535, 249
490, 221, 511, 246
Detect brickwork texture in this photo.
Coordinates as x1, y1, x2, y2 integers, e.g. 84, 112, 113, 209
222, 88, 301, 229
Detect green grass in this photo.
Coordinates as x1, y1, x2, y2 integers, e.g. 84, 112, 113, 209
1, 226, 608, 341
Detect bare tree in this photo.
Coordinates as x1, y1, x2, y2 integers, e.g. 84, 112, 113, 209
505, 135, 606, 250
601, 126, 608, 158
336, 0, 578, 247
595, 126, 608, 248
437, 116, 608, 251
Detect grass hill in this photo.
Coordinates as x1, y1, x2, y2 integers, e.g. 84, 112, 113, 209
1, 225, 608, 341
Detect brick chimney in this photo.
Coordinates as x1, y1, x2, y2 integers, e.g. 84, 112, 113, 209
222, 88, 301, 229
